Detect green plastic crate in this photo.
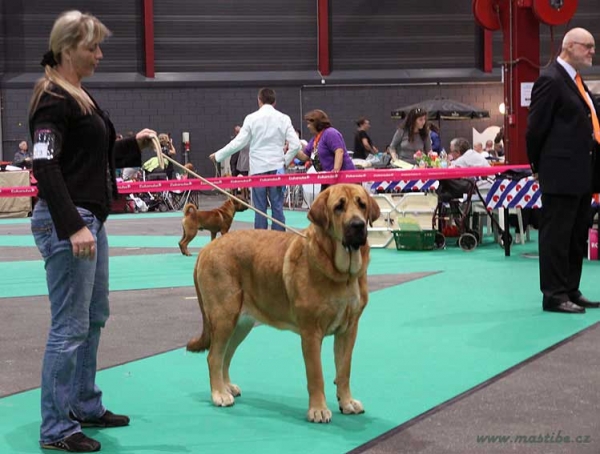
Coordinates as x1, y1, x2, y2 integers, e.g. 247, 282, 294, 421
392, 230, 436, 251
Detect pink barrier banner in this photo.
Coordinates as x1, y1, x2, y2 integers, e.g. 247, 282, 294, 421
0, 165, 531, 198
589, 229, 598, 261
0, 187, 38, 197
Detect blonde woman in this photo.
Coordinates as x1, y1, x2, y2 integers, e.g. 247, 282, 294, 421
158, 133, 177, 178
29, 11, 156, 452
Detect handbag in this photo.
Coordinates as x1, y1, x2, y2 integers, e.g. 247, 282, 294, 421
311, 131, 324, 172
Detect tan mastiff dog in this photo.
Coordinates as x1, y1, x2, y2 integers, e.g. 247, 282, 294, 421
187, 184, 380, 423
178, 198, 248, 256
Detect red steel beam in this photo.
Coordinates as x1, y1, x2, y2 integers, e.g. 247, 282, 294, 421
142, 0, 155, 78
483, 29, 493, 73
317, 0, 330, 76
500, 2, 539, 165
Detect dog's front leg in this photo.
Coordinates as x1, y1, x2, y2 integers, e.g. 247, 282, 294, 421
301, 332, 331, 423
334, 323, 364, 415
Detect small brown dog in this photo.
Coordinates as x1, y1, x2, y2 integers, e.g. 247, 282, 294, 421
178, 197, 248, 256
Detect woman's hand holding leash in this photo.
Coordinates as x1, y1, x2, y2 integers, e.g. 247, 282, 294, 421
135, 128, 157, 148
135, 129, 165, 169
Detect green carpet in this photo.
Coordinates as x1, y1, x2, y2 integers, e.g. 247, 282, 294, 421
2, 223, 600, 453
2, 264, 600, 454
0, 235, 204, 249
0, 209, 311, 229
0, 209, 314, 298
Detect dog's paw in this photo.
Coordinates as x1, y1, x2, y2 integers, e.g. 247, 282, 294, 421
226, 383, 242, 397
339, 398, 364, 415
307, 406, 332, 423
211, 390, 235, 407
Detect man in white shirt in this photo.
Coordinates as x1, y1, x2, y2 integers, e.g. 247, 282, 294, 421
210, 88, 301, 230
449, 138, 491, 168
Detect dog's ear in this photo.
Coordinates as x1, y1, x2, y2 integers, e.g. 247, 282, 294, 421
366, 191, 381, 227
308, 188, 330, 229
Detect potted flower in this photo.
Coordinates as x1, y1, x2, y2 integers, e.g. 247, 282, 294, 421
414, 150, 439, 168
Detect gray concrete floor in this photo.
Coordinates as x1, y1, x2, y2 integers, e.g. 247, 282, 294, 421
355, 324, 600, 454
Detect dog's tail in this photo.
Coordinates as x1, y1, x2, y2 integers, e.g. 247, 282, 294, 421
183, 203, 197, 218
186, 267, 211, 352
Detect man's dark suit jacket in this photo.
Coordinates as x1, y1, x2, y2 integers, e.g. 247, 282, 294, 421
526, 60, 600, 194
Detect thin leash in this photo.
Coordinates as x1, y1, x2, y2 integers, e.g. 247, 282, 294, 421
154, 150, 307, 239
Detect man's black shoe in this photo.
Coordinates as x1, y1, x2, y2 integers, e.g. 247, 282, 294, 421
570, 296, 600, 308
41, 432, 101, 452
71, 410, 130, 428
543, 301, 585, 313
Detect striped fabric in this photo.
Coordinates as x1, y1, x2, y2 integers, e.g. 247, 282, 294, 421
370, 179, 440, 193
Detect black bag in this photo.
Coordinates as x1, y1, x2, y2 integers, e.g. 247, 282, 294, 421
495, 168, 533, 180
436, 178, 474, 201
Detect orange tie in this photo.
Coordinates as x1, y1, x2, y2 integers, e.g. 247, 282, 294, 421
575, 73, 600, 143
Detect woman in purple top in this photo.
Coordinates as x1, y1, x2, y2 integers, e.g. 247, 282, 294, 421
297, 109, 354, 190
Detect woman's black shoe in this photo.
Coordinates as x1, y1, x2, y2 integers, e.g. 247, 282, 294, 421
71, 410, 130, 428
41, 432, 101, 452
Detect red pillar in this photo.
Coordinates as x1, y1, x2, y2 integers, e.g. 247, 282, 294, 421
500, 1, 539, 164
142, 0, 155, 78
317, 0, 330, 76
483, 29, 493, 73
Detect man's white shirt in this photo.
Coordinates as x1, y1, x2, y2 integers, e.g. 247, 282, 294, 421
214, 104, 301, 175
557, 56, 597, 115
452, 149, 491, 168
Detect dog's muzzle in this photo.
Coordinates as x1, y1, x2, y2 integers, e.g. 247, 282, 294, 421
342, 218, 367, 251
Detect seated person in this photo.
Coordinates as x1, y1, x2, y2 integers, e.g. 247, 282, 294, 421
493, 127, 505, 157
12, 141, 32, 169
429, 122, 442, 153
449, 138, 491, 168
493, 141, 504, 159
438, 138, 491, 200
181, 162, 195, 179
122, 167, 141, 181
142, 157, 168, 180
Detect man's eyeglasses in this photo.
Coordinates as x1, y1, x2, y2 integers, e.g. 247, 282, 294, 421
306, 119, 315, 123
573, 42, 596, 51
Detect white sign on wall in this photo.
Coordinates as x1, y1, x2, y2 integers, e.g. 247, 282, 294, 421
521, 82, 534, 107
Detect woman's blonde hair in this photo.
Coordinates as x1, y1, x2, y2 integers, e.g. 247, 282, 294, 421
29, 11, 111, 116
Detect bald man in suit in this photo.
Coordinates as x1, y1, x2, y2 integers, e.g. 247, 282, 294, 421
527, 28, 600, 314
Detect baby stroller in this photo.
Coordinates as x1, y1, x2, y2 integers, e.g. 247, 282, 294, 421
432, 178, 511, 251
139, 160, 176, 212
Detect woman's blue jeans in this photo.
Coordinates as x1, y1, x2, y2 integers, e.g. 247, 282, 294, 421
31, 200, 109, 444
